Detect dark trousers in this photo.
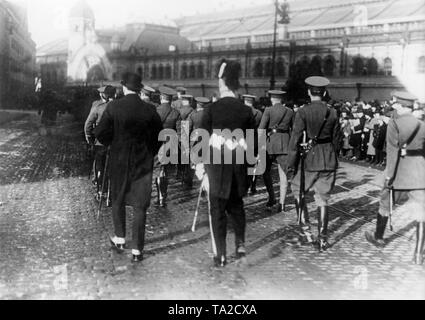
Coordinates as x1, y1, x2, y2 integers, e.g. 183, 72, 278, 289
209, 174, 246, 259
112, 172, 152, 251
94, 146, 108, 192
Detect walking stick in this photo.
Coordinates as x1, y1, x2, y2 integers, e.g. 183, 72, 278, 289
191, 175, 206, 232
97, 147, 110, 219
389, 188, 394, 231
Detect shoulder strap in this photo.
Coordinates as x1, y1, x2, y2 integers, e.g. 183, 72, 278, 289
162, 107, 173, 124
272, 106, 289, 129
403, 121, 421, 147
312, 108, 331, 141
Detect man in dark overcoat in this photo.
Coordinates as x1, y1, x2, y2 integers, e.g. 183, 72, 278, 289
95, 73, 163, 263
156, 86, 182, 207
197, 60, 256, 267
287, 76, 340, 252
365, 92, 425, 265
258, 90, 294, 213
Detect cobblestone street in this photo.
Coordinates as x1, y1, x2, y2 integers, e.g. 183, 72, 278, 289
0, 113, 424, 300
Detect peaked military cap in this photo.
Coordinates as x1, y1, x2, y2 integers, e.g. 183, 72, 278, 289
195, 97, 210, 104
159, 86, 177, 98
268, 90, 286, 98
176, 87, 187, 93
243, 94, 257, 101
181, 95, 194, 101
97, 86, 107, 93
393, 91, 417, 107
305, 76, 330, 88
141, 85, 156, 94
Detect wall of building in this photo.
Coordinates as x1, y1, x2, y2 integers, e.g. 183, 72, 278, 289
0, 1, 36, 109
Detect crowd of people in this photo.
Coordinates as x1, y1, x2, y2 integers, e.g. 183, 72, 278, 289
78, 61, 424, 267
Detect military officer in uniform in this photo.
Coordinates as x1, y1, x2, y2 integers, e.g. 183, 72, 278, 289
287, 76, 340, 251
187, 97, 211, 186
243, 94, 263, 194
365, 91, 425, 265
178, 95, 196, 187
258, 90, 294, 213
139, 85, 157, 106
197, 60, 256, 267
156, 86, 182, 207
171, 87, 187, 112
84, 85, 116, 197
94, 73, 163, 263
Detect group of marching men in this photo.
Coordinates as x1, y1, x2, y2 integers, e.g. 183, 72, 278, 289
84, 59, 425, 266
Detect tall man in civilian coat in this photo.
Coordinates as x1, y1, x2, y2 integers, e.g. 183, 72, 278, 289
95, 73, 163, 263
258, 90, 294, 213
197, 60, 256, 267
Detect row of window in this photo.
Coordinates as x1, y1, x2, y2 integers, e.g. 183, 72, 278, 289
117, 55, 425, 81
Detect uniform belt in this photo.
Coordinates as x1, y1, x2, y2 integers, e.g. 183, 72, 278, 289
405, 150, 425, 157
269, 129, 289, 134
310, 138, 333, 144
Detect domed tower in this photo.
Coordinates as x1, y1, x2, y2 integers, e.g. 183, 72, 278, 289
68, 0, 96, 58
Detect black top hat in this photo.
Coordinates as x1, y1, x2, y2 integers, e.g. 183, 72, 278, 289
121, 72, 143, 92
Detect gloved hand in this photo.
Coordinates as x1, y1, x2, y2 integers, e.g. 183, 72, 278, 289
384, 177, 394, 189
286, 168, 296, 182
86, 135, 94, 145
195, 163, 205, 181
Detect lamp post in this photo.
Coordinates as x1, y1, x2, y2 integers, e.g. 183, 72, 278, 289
270, 0, 290, 90
339, 34, 350, 76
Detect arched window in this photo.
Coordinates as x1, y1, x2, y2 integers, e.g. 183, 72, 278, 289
52, 70, 58, 83
264, 58, 273, 77
309, 55, 322, 76
418, 56, 425, 73
276, 57, 286, 77
158, 64, 164, 80
352, 57, 364, 76
323, 56, 335, 77
45, 71, 51, 83
367, 58, 378, 75
181, 63, 188, 79
253, 59, 263, 77
384, 58, 392, 76
137, 66, 143, 78
197, 62, 204, 79
189, 63, 196, 79
165, 64, 172, 79
151, 65, 157, 79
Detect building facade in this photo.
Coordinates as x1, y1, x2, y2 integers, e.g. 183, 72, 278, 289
0, 0, 36, 109
37, 0, 425, 101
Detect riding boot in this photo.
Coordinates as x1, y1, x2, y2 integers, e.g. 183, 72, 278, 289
250, 177, 257, 194
295, 199, 313, 243
264, 173, 276, 209
413, 222, 425, 265
365, 214, 388, 247
317, 206, 330, 251
159, 177, 168, 207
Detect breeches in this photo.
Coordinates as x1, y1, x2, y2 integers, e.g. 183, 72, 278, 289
291, 171, 336, 207
379, 189, 425, 222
